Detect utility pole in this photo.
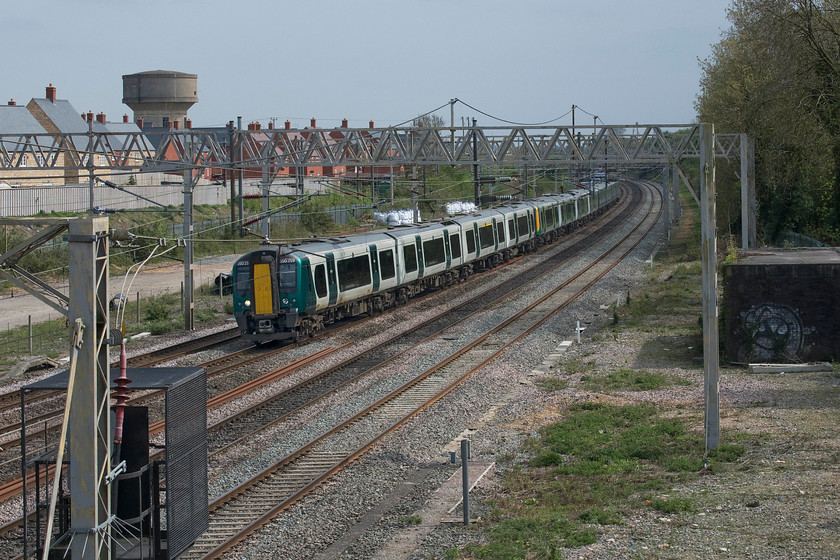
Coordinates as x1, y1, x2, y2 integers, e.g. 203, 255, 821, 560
662, 163, 671, 240
68, 215, 112, 560
412, 166, 418, 223
228, 121, 235, 234
571, 105, 577, 183
87, 118, 95, 214
700, 123, 720, 451
237, 116, 244, 237
261, 158, 271, 239
740, 133, 756, 249
183, 136, 195, 331
472, 118, 479, 207
450, 98, 456, 158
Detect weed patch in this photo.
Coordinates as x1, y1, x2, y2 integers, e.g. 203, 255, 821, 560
535, 376, 568, 393
470, 403, 742, 558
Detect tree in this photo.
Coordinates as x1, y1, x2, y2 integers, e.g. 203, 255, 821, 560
412, 114, 446, 128
697, 0, 840, 244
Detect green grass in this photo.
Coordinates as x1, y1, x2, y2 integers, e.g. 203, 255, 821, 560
534, 376, 568, 392
454, 192, 749, 560
460, 403, 743, 559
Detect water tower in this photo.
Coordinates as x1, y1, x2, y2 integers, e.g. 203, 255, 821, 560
122, 70, 198, 128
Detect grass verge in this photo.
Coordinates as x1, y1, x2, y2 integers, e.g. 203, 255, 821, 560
458, 191, 749, 559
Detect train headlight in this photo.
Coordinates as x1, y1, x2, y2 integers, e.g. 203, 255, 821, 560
244, 300, 251, 308
281, 297, 289, 305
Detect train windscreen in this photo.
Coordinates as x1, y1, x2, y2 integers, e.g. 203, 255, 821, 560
277, 260, 297, 292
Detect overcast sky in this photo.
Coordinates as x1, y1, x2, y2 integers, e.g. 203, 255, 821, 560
2, 0, 732, 129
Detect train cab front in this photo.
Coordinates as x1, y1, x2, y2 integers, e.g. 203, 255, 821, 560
232, 248, 303, 343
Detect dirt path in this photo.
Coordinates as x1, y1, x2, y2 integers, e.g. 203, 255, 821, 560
0, 256, 238, 330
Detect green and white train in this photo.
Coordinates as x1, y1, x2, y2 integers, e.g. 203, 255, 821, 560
232, 182, 621, 343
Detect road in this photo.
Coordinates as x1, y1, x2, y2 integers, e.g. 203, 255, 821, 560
0, 255, 238, 330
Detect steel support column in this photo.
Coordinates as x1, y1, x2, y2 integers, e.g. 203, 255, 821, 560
672, 162, 681, 219
700, 124, 720, 451
662, 164, 671, 241
261, 164, 271, 238
183, 167, 195, 331
740, 134, 756, 249
68, 216, 111, 560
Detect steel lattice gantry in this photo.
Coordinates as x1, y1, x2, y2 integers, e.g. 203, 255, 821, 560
0, 124, 745, 170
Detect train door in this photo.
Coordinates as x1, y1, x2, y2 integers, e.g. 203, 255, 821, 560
326, 253, 338, 306
252, 262, 274, 316
368, 244, 381, 292
443, 230, 452, 268
415, 235, 425, 277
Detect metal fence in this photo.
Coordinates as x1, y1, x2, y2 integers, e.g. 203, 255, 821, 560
0, 182, 235, 216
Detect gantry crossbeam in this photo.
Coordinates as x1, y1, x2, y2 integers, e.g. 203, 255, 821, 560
0, 125, 744, 172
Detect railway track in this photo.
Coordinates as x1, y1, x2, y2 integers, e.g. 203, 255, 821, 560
2, 182, 656, 559
179, 181, 660, 559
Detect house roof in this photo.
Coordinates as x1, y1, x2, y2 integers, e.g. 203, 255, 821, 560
29, 98, 89, 134
0, 105, 49, 135
0, 105, 49, 151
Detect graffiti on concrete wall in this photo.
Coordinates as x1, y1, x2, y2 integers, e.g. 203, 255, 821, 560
735, 303, 811, 362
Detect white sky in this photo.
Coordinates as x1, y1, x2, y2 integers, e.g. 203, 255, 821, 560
1, 0, 732, 129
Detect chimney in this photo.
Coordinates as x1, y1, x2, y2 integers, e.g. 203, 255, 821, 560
7, 99, 15, 106
310, 117, 316, 128
167, 122, 173, 130
247, 122, 254, 131
173, 120, 179, 130
268, 121, 274, 130
96, 112, 106, 124
46, 84, 56, 102
369, 120, 375, 129
341, 118, 348, 128
87, 111, 94, 123
255, 122, 261, 131
136, 117, 144, 129
185, 119, 192, 129
285, 120, 291, 130
123, 114, 129, 123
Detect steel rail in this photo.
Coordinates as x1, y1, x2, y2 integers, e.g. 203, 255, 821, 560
179, 182, 660, 559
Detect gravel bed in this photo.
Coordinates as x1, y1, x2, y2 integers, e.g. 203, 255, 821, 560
218, 186, 663, 559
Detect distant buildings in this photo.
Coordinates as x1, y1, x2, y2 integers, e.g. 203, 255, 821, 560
1, 74, 397, 190
1, 84, 149, 187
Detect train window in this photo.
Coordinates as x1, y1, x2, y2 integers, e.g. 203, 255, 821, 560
235, 265, 250, 296
563, 202, 574, 222
466, 230, 476, 254
545, 207, 555, 228
404, 244, 418, 273
277, 261, 297, 291
508, 219, 515, 240
379, 249, 395, 280
517, 215, 529, 236
337, 255, 371, 291
423, 237, 445, 267
449, 233, 461, 259
478, 224, 495, 249
314, 264, 327, 298
496, 221, 505, 243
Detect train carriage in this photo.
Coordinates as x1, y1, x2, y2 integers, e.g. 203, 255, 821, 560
233, 182, 622, 343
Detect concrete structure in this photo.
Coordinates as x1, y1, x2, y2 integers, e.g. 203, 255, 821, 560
724, 248, 840, 363
122, 70, 198, 128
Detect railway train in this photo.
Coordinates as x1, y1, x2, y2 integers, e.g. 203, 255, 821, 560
232, 182, 621, 343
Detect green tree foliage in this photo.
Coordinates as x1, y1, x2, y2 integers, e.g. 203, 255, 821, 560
697, 0, 840, 244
